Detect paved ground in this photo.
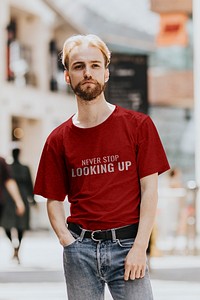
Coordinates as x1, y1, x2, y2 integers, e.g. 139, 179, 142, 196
0, 229, 200, 300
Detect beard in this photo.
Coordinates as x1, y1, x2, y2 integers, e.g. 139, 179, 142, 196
71, 79, 106, 101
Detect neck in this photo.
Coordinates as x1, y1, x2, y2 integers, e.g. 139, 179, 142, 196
73, 95, 115, 128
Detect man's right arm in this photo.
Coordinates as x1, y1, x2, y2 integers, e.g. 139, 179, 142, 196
47, 199, 75, 247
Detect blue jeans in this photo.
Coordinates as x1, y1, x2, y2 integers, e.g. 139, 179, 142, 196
63, 231, 153, 300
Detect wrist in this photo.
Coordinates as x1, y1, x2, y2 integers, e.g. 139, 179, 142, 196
59, 231, 74, 246
133, 240, 148, 251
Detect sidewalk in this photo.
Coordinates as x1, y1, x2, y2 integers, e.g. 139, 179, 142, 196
0, 229, 200, 300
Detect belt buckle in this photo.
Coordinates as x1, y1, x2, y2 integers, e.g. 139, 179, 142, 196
91, 230, 102, 242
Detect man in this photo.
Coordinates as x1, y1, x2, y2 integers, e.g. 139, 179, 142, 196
0, 156, 25, 220
34, 34, 170, 300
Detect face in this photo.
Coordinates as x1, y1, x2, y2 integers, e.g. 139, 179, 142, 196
65, 44, 109, 101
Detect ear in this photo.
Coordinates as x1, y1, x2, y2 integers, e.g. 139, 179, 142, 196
64, 70, 70, 84
104, 68, 109, 83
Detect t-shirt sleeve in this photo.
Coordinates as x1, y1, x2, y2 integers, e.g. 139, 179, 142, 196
34, 136, 69, 201
136, 116, 170, 179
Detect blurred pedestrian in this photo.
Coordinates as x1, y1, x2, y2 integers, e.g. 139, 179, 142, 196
34, 34, 170, 300
0, 155, 25, 220
1, 148, 36, 263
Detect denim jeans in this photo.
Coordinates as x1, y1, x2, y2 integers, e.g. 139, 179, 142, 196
63, 231, 153, 300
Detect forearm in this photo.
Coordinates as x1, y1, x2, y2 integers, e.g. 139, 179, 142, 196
47, 199, 74, 246
5, 179, 22, 204
5, 179, 25, 214
124, 173, 158, 280
134, 189, 158, 251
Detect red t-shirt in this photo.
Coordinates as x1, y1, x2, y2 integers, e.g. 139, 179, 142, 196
34, 106, 170, 230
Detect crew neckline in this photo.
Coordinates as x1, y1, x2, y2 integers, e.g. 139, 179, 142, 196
70, 105, 118, 131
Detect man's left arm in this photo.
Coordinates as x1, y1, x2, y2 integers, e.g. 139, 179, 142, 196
124, 173, 158, 281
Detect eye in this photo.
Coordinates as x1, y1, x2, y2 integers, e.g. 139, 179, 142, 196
73, 64, 84, 70
92, 64, 100, 68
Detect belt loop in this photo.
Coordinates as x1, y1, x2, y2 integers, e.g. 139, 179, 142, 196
111, 229, 117, 242
79, 229, 86, 241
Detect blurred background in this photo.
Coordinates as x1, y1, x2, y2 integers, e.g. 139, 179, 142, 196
0, 0, 200, 299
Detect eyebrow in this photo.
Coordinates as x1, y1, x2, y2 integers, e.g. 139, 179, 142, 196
72, 60, 103, 66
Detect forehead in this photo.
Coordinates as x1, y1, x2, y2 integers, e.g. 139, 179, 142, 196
68, 44, 105, 66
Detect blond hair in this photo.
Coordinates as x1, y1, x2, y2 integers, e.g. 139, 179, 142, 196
62, 34, 111, 69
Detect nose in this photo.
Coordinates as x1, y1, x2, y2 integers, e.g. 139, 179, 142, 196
83, 66, 92, 79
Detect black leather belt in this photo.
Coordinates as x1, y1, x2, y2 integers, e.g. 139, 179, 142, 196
68, 223, 138, 242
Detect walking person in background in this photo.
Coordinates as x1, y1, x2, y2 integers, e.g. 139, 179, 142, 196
1, 148, 36, 263
34, 34, 170, 300
0, 155, 25, 221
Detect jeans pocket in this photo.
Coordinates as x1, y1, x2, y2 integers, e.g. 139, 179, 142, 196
63, 239, 78, 249
117, 238, 135, 248
63, 231, 80, 249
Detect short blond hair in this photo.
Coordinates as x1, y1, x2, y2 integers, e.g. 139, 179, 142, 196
62, 34, 111, 69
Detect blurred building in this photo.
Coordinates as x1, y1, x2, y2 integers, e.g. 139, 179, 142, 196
0, 0, 78, 175
149, 0, 194, 183
150, 0, 200, 251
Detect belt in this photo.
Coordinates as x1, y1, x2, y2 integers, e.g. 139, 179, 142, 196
68, 223, 138, 242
